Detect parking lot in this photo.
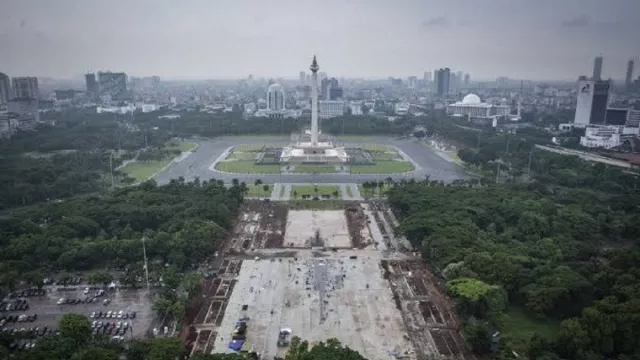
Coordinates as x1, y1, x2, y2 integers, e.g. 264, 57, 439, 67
1, 284, 155, 344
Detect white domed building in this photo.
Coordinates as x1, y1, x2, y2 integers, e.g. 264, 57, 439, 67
446, 93, 511, 120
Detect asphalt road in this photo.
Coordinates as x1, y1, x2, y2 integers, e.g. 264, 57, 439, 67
153, 137, 470, 185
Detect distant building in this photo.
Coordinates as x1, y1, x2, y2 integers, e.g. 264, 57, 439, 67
55, 89, 80, 101
573, 79, 611, 127
8, 98, 39, 130
98, 72, 127, 100
85, 73, 98, 100
267, 83, 285, 111
464, 74, 470, 85
626, 59, 635, 88
593, 56, 603, 80
580, 125, 639, 149
434, 68, 450, 96
349, 102, 363, 115
395, 103, 410, 115
318, 100, 345, 119
446, 93, 510, 119
423, 71, 432, 83
0, 72, 10, 104
299, 71, 306, 85
329, 86, 343, 100
408, 76, 417, 89
12, 77, 39, 99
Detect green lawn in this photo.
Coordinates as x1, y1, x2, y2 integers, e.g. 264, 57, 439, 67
359, 144, 396, 152
292, 185, 340, 198
226, 152, 258, 161
246, 184, 272, 197
335, 136, 380, 141
350, 161, 414, 174
233, 144, 266, 152
500, 306, 560, 353
371, 152, 400, 161
294, 165, 338, 173
215, 161, 281, 174
120, 159, 173, 182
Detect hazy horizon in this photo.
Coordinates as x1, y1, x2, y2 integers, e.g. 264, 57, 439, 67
2, 0, 640, 81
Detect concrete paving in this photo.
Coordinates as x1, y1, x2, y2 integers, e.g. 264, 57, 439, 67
152, 137, 470, 185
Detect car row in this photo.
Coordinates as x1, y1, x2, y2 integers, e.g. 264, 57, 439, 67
8, 289, 46, 298
1, 299, 30, 312
0, 314, 38, 324
0, 326, 55, 337
56, 297, 105, 305
8, 340, 38, 352
91, 320, 130, 336
90, 310, 136, 319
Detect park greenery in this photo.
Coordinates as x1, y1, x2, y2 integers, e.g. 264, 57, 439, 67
0, 178, 245, 294
387, 180, 640, 360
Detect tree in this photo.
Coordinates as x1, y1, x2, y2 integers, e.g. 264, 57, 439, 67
284, 337, 367, 360
293, 190, 298, 199
254, 179, 263, 196
88, 271, 114, 285
262, 184, 270, 195
59, 313, 92, 345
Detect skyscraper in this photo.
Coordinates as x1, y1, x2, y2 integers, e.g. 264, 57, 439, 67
625, 59, 635, 87
267, 83, 285, 111
464, 74, 470, 85
0, 72, 10, 104
85, 73, 98, 100
573, 79, 611, 126
435, 68, 450, 96
299, 71, 306, 85
98, 72, 127, 100
11, 77, 39, 99
592, 56, 603, 80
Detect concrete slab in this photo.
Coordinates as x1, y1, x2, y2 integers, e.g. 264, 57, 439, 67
212, 258, 415, 360
284, 211, 350, 248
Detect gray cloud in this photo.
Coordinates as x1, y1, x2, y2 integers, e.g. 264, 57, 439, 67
421, 16, 451, 28
562, 15, 590, 27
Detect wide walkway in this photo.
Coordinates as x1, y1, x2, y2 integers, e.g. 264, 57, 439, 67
268, 183, 364, 201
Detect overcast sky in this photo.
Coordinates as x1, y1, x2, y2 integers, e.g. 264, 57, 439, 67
1, 0, 639, 80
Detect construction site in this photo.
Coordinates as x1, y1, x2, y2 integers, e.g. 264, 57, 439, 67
183, 200, 472, 360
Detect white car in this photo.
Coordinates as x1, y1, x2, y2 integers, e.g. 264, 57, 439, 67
83, 287, 90, 294
56, 298, 65, 305
106, 311, 112, 318
117, 311, 123, 319
90, 312, 96, 318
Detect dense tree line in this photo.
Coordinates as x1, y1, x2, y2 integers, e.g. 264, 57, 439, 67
0, 178, 245, 292
387, 181, 640, 360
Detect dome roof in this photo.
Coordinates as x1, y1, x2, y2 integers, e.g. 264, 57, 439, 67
462, 93, 482, 105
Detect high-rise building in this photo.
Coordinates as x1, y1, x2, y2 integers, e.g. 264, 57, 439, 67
329, 86, 343, 100
435, 68, 450, 96
299, 71, 306, 85
464, 74, 470, 85
424, 71, 432, 83
0, 72, 10, 104
11, 77, 39, 99
573, 79, 611, 126
625, 59, 635, 87
98, 72, 127, 100
592, 56, 603, 80
267, 83, 285, 111
85, 73, 98, 99
408, 76, 417, 89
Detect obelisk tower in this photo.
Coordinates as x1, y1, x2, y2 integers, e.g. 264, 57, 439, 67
310, 55, 319, 146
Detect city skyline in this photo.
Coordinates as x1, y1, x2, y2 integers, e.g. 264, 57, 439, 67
1, 0, 640, 80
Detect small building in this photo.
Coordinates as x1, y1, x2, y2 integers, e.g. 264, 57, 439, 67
446, 93, 510, 119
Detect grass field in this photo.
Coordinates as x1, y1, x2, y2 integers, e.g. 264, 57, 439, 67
225, 152, 258, 161
227, 135, 289, 140
246, 184, 272, 197
500, 306, 560, 353
120, 159, 173, 182
371, 152, 400, 161
293, 165, 338, 173
215, 161, 281, 174
358, 144, 396, 152
292, 185, 340, 198
233, 144, 266, 152
350, 161, 414, 174
335, 136, 380, 141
